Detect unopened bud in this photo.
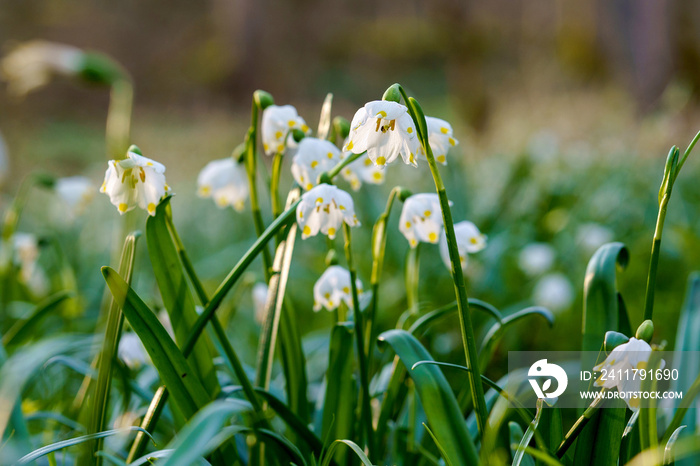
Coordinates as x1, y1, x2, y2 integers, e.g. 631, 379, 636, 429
635, 319, 654, 343
382, 83, 402, 103
253, 90, 274, 110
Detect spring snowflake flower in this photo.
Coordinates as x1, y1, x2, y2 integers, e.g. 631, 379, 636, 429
339, 138, 385, 191
291, 138, 341, 191
252, 282, 269, 325
13, 233, 48, 297
399, 193, 447, 247
261, 104, 310, 155
518, 243, 555, 277
0, 41, 85, 96
420, 116, 459, 165
118, 333, 149, 369
438, 221, 487, 270
313, 265, 369, 312
197, 158, 249, 211
344, 100, 420, 168
593, 337, 664, 411
100, 150, 170, 216
532, 273, 574, 313
296, 184, 359, 240
55, 176, 94, 218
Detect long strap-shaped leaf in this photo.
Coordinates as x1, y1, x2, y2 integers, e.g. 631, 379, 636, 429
378, 329, 479, 466
1, 290, 74, 347
101, 267, 211, 419
147, 198, 219, 396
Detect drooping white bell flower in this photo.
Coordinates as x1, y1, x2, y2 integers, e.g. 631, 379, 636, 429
0, 41, 85, 96
118, 332, 149, 369
261, 104, 310, 155
313, 265, 369, 312
339, 139, 385, 191
55, 176, 94, 218
296, 184, 359, 240
252, 282, 269, 325
438, 221, 487, 270
593, 337, 663, 411
399, 193, 446, 247
344, 100, 420, 168
420, 116, 459, 165
291, 137, 340, 191
518, 243, 556, 277
532, 273, 574, 314
100, 150, 170, 216
12, 233, 48, 297
197, 158, 249, 211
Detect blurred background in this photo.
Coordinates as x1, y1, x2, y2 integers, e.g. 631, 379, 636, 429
1, 0, 700, 376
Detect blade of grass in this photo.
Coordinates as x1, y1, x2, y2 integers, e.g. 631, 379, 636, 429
1, 290, 74, 347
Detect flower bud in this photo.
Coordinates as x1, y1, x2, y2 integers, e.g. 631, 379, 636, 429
253, 90, 274, 110
382, 83, 402, 103
635, 319, 654, 343
332, 116, 350, 140
604, 331, 629, 353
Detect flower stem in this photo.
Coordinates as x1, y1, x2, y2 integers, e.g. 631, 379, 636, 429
326, 151, 365, 180
397, 84, 488, 436
105, 78, 133, 160
405, 244, 421, 316
343, 223, 375, 456
244, 98, 273, 281
270, 152, 284, 221
366, 186, 402, 358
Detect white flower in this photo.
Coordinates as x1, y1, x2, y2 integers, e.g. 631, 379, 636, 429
118, 333, 149, 369
296, 184, 359, 240
399, 193, 446, 247
261, 105, 310, 155
1, 41, 85, 96
344, 100, 420, 168
291, 138, 341, 191
197, 158, 249, 211
420, 116, 459, 165
100, 151, 170, 216
313, 265, 369, 312
252, 282, 268, 325
339, 139, 385, 191
518, 243, 556, 277
12, 233, 48, 297
55, 176, 94, 218
438, 221, 487, 271
532, 273, 574, 313
593, 337, 664, 411
576, 223, 614, 255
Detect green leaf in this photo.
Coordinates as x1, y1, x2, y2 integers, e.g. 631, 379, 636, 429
16, 427, 153, 464
321, 322, 355, 465
479, 306, 554, 370
146, 198, 219, 396
424, 422, 453, 466
378, 329, 479, 466
509, 422, 534, 466
664, 425, 686, 466
320, 439, 374, 466
160, 400, 251, 466
408, 298, 503, 337
513, 400, 543, 466
1, 290, 74, 347
101, 267, 211, 420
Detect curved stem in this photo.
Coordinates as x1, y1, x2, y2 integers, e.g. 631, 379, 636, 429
643, 194, 669, 321
343, 224, 375, 456
326, 151, 364, 180
105, 78, 133, 160
397, 84, 488, 436
270, 152, 284, 221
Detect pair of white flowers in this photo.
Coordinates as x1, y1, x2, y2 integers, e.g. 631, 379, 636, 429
398, 193, 486, 271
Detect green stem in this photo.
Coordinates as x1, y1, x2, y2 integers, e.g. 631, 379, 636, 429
366, 187, 402, 358
343, 224, 375, 456
674, 129, 700, 183
244, 100, 273, 281
105, 78, 133, 160
643, 198, 668, 321
270, 152, 284, 221
397, 84, 488, 436
326, 151, 364, 180
405, 244, 421, 316
556, 396, 605, 458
